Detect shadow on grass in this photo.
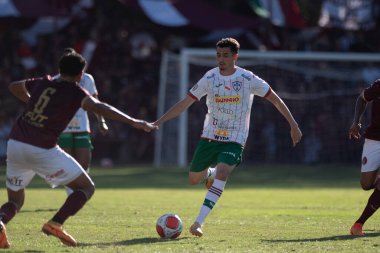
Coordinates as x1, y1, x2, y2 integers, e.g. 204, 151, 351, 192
78, 236, 190, 247
20, 208, 57, 213
262, 232, 380, 243
6, 251, 45, 253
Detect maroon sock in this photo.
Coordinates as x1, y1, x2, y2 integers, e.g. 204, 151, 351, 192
52, 190, 88, 225
0, 202, 18, 224
356, 188, 380, 224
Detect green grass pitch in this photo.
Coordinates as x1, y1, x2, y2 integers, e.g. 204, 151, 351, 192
0, 164, 379, 253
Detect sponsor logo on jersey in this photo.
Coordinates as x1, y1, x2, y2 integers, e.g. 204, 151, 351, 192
218, 120, 238, 130
214, 129, 230, 137
217, 107, 234, 115
214, 95, 240, 104
362, 156, 367, 165
232, 81, 242, 92
46, 168, 65, 181
7, 176, 23, 186
207, 73, 215, 79
241, 74, 251, 81
214, 135, 230, 141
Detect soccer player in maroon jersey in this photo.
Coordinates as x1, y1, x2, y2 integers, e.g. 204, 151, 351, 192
0, 52, 156, 248
349, 78, 380, 236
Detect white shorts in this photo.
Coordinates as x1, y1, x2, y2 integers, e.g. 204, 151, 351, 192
6, 139, 93, 191
361, 138, 380, 173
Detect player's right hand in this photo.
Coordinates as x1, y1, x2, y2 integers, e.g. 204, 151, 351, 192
349, 123, 361, 139
290, 126, 302, 147
152, 121, 160, 130
134, 120, 158, 132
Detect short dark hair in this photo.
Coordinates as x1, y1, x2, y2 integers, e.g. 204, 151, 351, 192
62, 47, 76, 55
216, 38, 240, 54
59, 52, 86, 76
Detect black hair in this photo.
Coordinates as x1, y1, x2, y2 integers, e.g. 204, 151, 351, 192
62, 47, 76, 55
59, 52, 86, 76
216, 38, 240, 54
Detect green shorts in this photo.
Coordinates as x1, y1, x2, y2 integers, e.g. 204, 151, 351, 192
58, 132, 93, 149
189, 139, 244, 172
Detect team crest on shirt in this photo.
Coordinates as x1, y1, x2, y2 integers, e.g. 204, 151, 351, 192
232, 81, 242, 92
362, 156, 367, 165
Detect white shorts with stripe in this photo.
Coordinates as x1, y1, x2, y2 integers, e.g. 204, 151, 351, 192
361, 138, 380, 173
6, 139, 93, 191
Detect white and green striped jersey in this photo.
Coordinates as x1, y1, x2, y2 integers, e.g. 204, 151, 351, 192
189, 66, 271, 146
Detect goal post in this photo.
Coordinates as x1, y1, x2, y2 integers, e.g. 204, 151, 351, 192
155, 48, 380, 168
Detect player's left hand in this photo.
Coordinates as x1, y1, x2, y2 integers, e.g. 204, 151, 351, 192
98, 121, 109, 135
290, 126, 302, 147
349, 122, 361, 140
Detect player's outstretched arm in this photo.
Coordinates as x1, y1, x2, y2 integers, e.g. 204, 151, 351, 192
349, 91, 367, 140
154, 95, 196, 127
92, 95, 109, 135
81, 96, 157, 132
265, 90, 302, 146
8, 80, 30, 103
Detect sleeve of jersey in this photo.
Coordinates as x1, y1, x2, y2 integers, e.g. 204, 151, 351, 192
24, 77, 44, 93
84, 74, 98, 96
188, 77, 208, 101
251, 75, 271, 97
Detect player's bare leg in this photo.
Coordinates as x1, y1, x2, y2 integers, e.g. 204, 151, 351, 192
188, 171, 208, 185
63, 148, 91, 195
190, 163, 234, 237
350, 171, 380, 236
360, 171, 378, 190
0, 188, 24, 248
42, 173, 95, 246
188, 167, 216, 188
73, 148, 91, 173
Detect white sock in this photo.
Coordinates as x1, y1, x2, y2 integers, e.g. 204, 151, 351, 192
195, 179, 226, 225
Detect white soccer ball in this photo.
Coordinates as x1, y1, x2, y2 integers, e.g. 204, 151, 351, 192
156, 213, 183, 239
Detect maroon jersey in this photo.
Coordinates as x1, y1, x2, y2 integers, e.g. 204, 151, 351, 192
9, 75, 89, 148
363, 79, 380, 140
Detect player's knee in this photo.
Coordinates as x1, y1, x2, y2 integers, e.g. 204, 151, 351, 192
360, 182, 374, 191
215, 170, 230, 181
84, 184, 95, 199
188, 177, 200, 185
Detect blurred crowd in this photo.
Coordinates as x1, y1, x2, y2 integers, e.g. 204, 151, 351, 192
0, 0, 380, 165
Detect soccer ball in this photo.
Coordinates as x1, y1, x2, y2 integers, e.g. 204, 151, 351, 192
156, 213, 183, 239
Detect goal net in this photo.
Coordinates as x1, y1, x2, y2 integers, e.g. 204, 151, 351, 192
155, 49, 380, 167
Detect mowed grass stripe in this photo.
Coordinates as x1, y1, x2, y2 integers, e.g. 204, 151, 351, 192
0, 165, 378, 253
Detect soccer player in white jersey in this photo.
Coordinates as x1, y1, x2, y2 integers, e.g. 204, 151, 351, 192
154, 38, 302, 237
56, 48, 108, 176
